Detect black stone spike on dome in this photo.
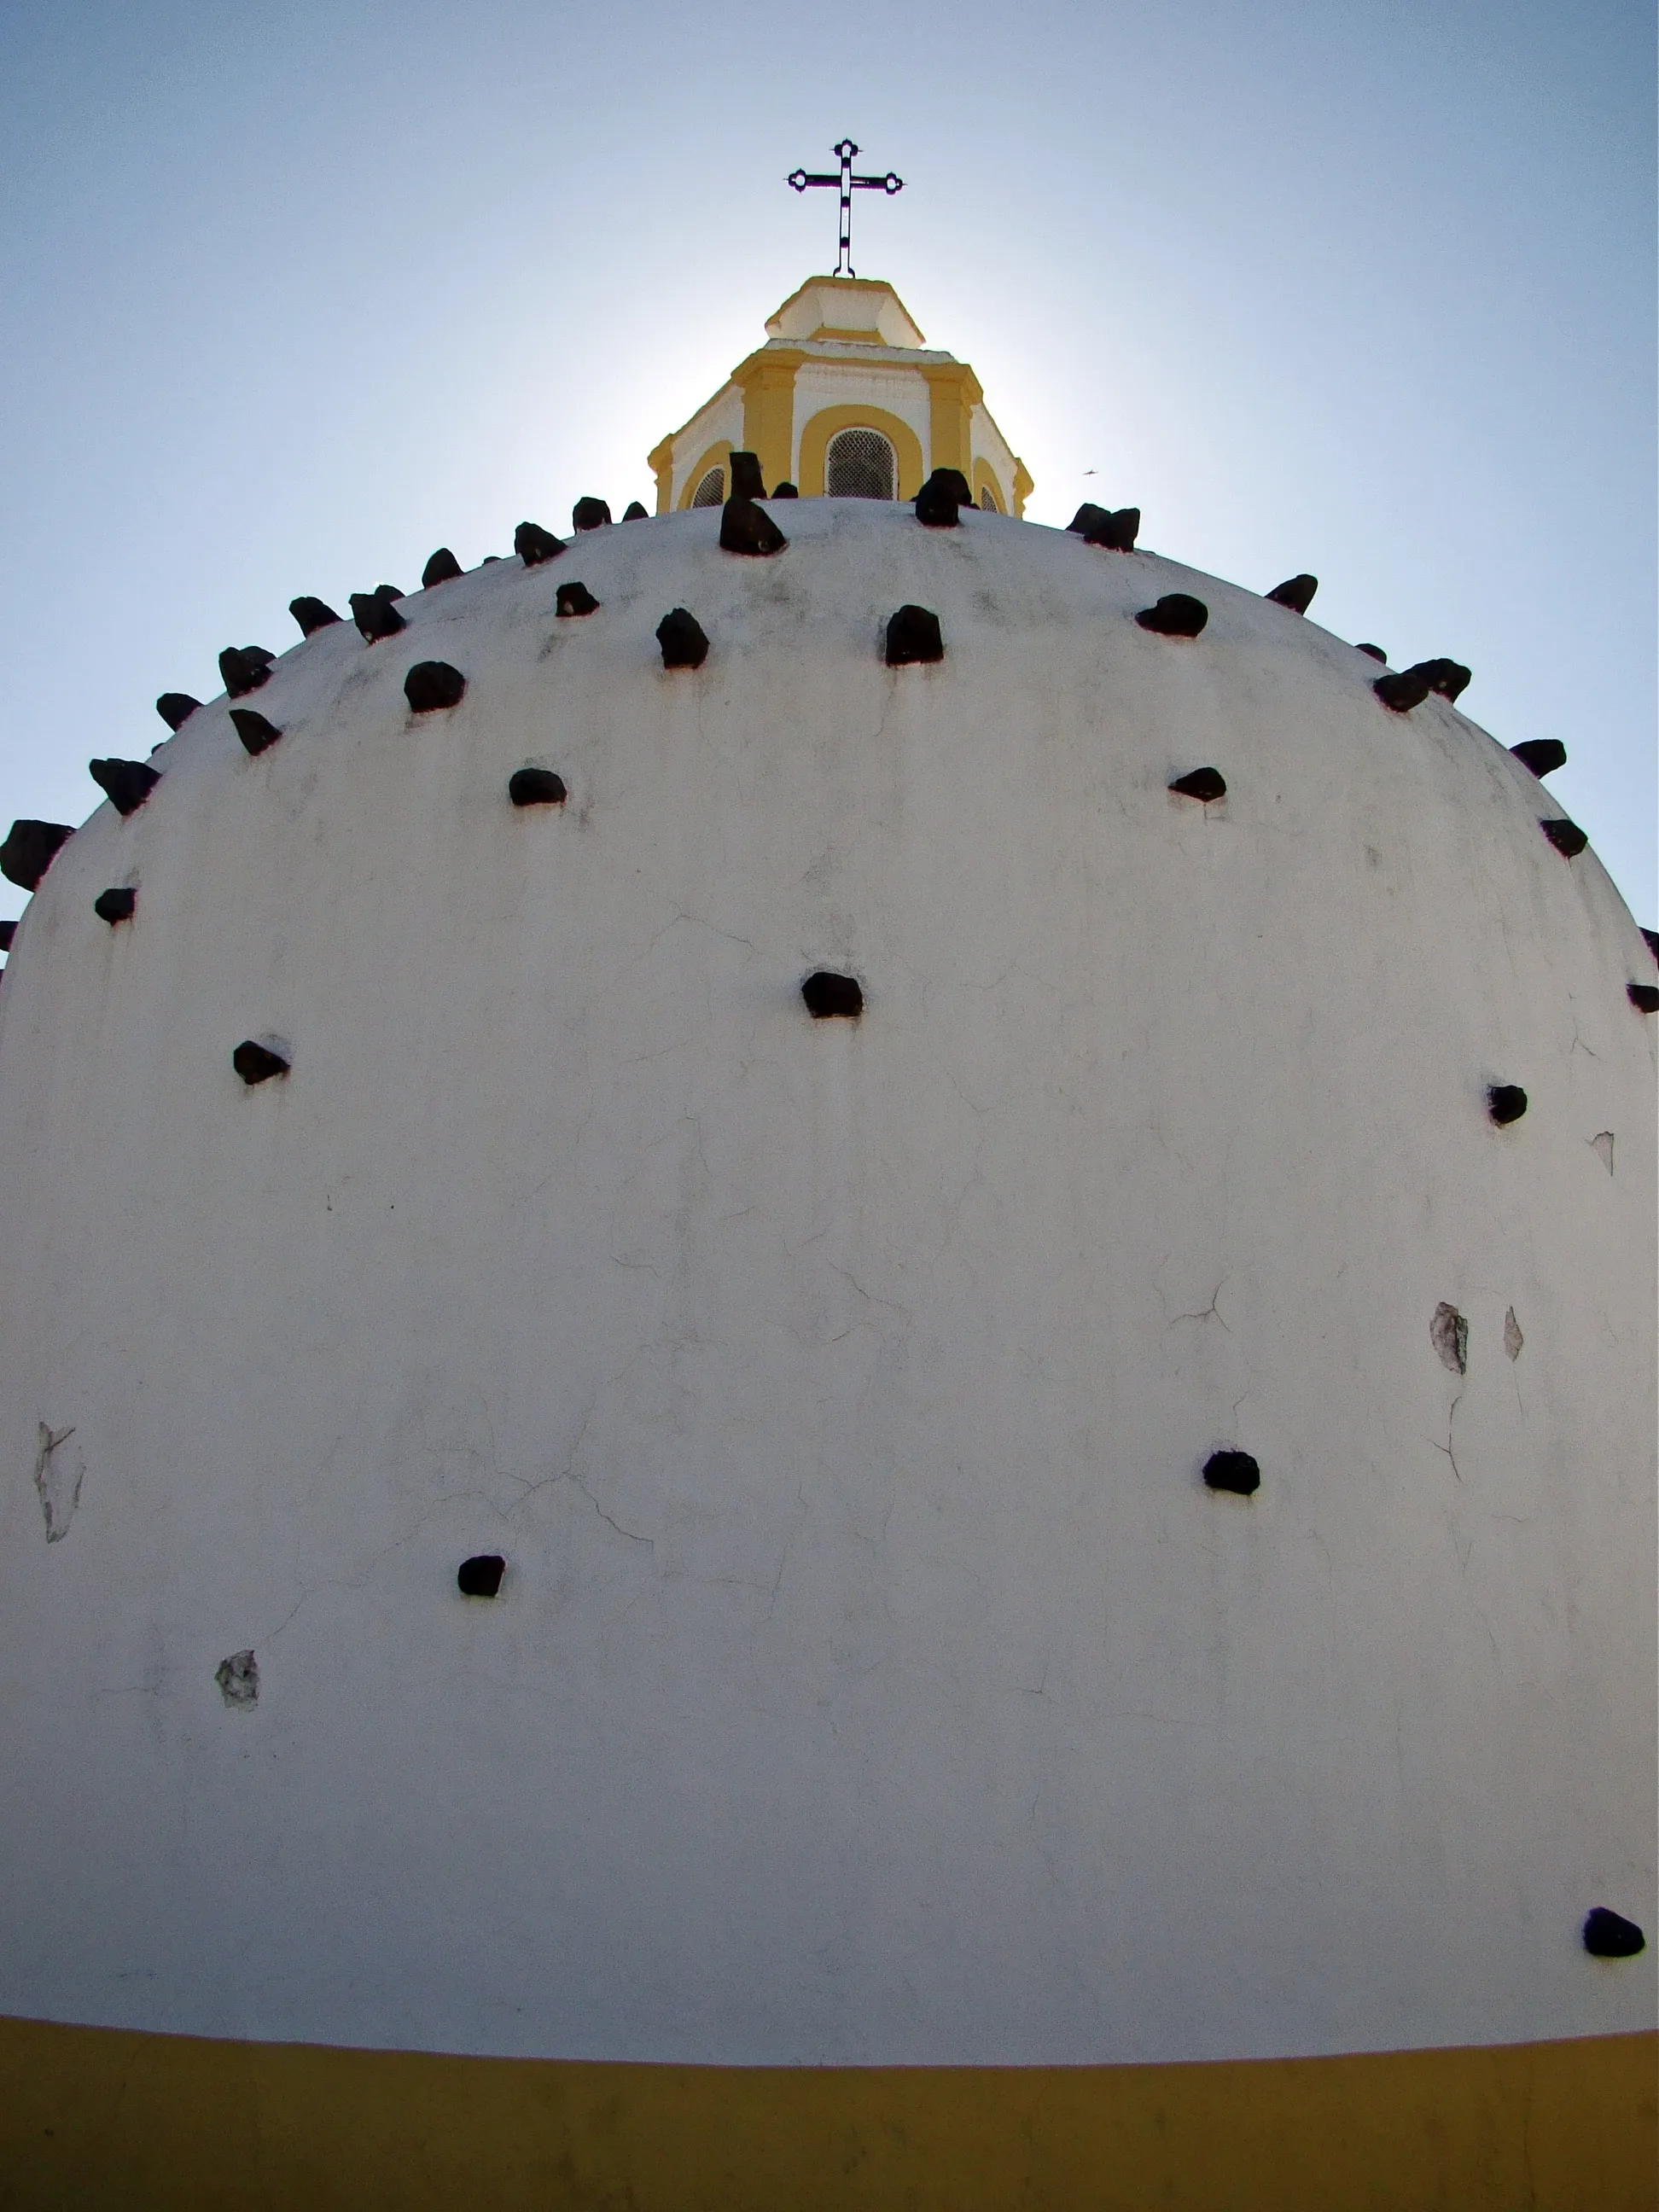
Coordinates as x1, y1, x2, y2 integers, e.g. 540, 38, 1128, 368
1137, 595, 1208, 638
621, 501, 649, 521
1642, 928, 1659, 963
1511, 740, 1567, 777
1582, 1908, 1645, 1959
1355, 643, 1388, 663
230, 709, 282, 757
289, 597, 341, 637
801, 972, 864, 1019
770, 482, 799, 498
1169, 767, 1226, 803
89, 759, 160, 818
457, 1554, 505, 1597
1202, 1451, 1260, 1497
572, 498, 613, 533
914, 470, 965, 528
94, 887, 136, 925
0, 820, 73, 892
656, 608, 708, 670
1266, 574, 1318, 614
1487, 1084, 1528, 1126
515, 521, 564, 567
886, 605, 943, 666
719, 498, 788, 557
0, 920, 15, 951
556, 582, 600, 618
1071, 504, 1139, 550
1406, 657, 1472, 704
219, 647, 274, 699
1374, 668, 1430, 712
232, 1039, 289, 1086
350, 592, 405, 643
421, 549, 463, 588
156, 693, 201, 731
404, 662, 466, 713
1627, 984, 1659, 1014
1540, 818, 1588, 859
727, 454, 767, 502
509, 768, 567, 808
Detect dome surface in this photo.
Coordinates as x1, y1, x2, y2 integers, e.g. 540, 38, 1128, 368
0, 499, 1651, 2093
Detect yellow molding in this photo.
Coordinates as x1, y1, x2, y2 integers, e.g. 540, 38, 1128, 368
1012, 456, 1034, 518
796, 402, 926, 501
731, 351, 806, 495
2, 2016, 1652, 2211
921, 361, 983, 479
647, 437, 674, 517
677, 440, 733, 512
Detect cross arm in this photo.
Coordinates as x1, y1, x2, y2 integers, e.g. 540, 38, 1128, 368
787, 171, 842, 190
850, 172, 904, 194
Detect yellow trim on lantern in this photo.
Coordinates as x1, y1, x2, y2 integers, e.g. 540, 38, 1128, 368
677, 441, 734, 513
797, 404, 926, 501
1, 2016, 1652, 2211
921, 361, 983, 480
731, 349, 806, 496
1012, 455, 1034, 518
647, 437, 674, 516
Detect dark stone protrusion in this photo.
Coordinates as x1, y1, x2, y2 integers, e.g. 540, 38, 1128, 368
457, 1554, 505, 1598
230, 708, 282, 757
1409, 657, 1471, 703
1644, 928, 1659, 962
1374, 667, 1431, 712
886, 604, 944, 667
289, 597, 341, 637
219, 646, 274, 698
622, 501, 649, 521
1137, 594, 1208, 638
556, 582, 599, 618
1266, 573, 1318, 614
719, 498, 788, 556
1511, 739, 1567, 777
404, 661, 466, 713
156, 692, 201, 731
1169, 767, 1226, 803
0, 921, 14, 950
1355, 643, 1388, 662
1203, 1450, 1260, 1497
1540, 818, 1588, 858
657, 608, 708, 670
350, 591, 406, 642
1627, 984, 1659, 1014
422, 548, 463, 588
375, 584, 405, 603
1487, 1084, 1528, 1126
914, 470, 963, 527
1072, 504, 1140, 550
509, 768, 567, 808
95, 887, 136, 925
0, 820, 73, 891
801, 971, 864, 1019
515, 521, 564, 566
232, 1039, 289, 1085
89, 758, 160, 818
573, 497, 612, 533
771, 481, 799, 498
727, 452, 766, 502
1582, 1908, 1646, 1959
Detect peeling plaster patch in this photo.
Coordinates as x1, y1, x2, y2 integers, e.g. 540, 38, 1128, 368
1430, 1303, 1469, 1376
33, 1422, 84, 1541
215, 1650, 259, 1707
1504, 1307, 1524, 1361
1590, 1132, 1615, 1176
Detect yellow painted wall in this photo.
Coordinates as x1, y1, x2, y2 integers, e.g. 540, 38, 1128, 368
1, 2016, 1652, 2212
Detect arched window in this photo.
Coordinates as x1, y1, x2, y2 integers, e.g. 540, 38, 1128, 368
978, 483, 1001, 513
690, 467, 725, 508
825, 428, 896, 500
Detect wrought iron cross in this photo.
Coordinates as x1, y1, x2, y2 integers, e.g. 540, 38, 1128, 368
786, 140, 903, 277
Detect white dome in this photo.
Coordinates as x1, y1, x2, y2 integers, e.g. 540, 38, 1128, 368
0, 498, 1651, 2075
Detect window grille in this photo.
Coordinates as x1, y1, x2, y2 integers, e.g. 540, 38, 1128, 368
690, 468, 725, 508
825, 428, 896, 500
979, 484, 1001, 512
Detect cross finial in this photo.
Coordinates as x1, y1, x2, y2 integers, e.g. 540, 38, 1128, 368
785, 139, 903, 277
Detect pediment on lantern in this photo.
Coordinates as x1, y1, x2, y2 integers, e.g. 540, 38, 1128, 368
764, 276, 927, 350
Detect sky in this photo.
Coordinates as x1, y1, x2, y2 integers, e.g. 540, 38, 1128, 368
0, 0, 1652, 924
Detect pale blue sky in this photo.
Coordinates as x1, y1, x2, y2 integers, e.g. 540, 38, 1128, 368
1, 0, 1652, 921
